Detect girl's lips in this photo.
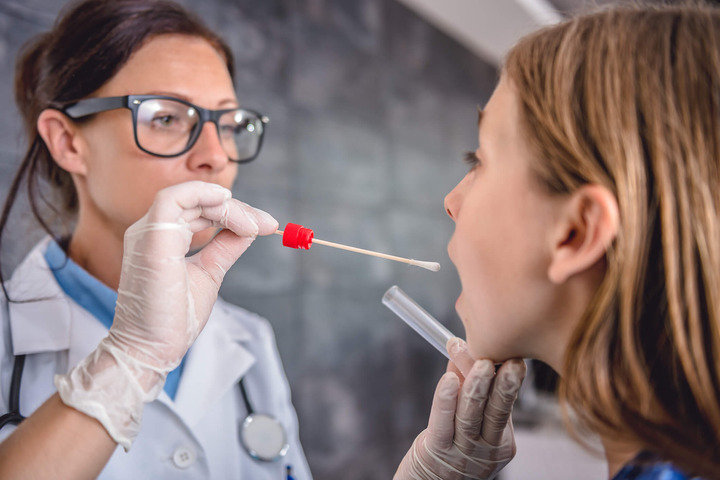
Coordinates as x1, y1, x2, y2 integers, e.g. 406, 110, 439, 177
455, 291, 464, 316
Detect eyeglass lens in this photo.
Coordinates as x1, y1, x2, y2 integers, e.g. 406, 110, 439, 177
135, 98, 263, 161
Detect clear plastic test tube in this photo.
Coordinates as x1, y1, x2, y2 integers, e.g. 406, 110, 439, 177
382, 285, 456, 360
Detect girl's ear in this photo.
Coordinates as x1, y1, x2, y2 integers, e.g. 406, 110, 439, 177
36, 109, 88, 175
547, 184, 619, 284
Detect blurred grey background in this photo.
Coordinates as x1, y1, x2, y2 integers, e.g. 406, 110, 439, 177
0, 0, 675, 478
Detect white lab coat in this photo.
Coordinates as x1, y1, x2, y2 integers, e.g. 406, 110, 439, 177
0, 238, 312, 479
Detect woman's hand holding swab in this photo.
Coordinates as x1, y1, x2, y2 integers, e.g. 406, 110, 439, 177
55, 181, 277, 450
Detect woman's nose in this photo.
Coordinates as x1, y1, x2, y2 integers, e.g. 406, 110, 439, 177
187, 122, 229, 170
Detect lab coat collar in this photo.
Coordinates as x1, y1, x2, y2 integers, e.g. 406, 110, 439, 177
5, 238, 77, 355
171, 299, 256, 427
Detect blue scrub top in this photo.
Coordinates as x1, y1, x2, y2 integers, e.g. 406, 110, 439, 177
613, 451, 706, 480
44, 240, 185, 399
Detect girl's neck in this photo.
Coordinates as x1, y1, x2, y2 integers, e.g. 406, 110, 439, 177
602, 436, 641, 479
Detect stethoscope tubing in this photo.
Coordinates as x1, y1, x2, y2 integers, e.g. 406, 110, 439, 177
0, 354, 26, 428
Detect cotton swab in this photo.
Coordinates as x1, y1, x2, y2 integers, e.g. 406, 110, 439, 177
275, 223, 440, 272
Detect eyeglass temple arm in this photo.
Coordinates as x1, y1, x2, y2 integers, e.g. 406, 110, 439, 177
63, 96, 129, 119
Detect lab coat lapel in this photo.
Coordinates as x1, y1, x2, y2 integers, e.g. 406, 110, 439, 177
172, 301, 255, 427
7, 240, 74, 358
6, 240, 70, 355
6, 239, 116, 366
7, 297, 72, 356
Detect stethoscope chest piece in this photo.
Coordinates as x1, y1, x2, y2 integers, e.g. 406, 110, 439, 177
240, 412, 289, 462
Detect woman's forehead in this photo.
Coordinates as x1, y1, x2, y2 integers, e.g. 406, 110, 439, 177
96, 34, 236, 106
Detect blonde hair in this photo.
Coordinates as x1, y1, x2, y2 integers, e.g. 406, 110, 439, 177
505, 3, 720, 477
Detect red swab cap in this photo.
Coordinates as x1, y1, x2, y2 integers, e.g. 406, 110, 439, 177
282, 223, 314, 249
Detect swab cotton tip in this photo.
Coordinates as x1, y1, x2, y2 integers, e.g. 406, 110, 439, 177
411, 260, 441, 272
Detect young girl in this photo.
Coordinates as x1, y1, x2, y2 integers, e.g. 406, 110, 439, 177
0, 0, 311, 478
0, 1, 523, 478
397, 3, 720, 479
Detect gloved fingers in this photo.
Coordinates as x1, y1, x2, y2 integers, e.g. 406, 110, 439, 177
147, 181, 232, 225
446, 337, 477, 378
184, 217, 215, 233
123, 182, 234, 259
425, 372, 460, 451
188, 229, 256, 291
170, 188, 277, 238
446, 361, 464, 383
179, 199, 278, 237
205, 198, 278, 237
454, 359, 495, 438
480, 358, 526, 445
394, 432, 448, 480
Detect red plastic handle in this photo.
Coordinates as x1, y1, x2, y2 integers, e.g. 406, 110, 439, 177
282, 223, 314, 249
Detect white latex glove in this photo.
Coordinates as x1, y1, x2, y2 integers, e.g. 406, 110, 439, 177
395, 337, 526, 480
54, 181, 278, 450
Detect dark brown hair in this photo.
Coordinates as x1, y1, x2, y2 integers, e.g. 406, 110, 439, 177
1, 0, 234, 296
505, 2, 720, 477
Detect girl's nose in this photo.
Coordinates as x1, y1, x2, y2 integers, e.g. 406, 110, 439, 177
444, 177, 466, 221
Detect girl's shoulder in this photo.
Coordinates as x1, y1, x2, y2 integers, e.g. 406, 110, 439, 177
613, 452, 705, 480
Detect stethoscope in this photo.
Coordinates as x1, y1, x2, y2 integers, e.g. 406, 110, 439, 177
0, 354, 25, 429
0, 354, 289, 463
237, 376, 290, 462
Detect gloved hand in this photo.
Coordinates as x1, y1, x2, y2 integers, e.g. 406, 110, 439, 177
54, 181, 278, 450
395, 337, 526, 480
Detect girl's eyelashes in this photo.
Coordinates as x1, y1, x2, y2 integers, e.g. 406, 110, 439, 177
463, 150, 480, 168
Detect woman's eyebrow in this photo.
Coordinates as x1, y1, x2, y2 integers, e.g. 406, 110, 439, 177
146, 91, 238, 108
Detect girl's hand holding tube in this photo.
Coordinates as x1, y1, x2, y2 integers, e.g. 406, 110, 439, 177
54, 181, 278, 450
395, 338, 526, 480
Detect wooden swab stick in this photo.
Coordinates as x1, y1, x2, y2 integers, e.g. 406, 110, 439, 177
275, 226, 440, 272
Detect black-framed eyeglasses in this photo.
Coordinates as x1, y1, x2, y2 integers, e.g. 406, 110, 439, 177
62, 95, 269, 163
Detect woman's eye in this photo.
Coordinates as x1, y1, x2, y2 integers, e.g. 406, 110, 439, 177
463, 150, 481, 169
153, 115, 178, 127
219, 123, 240, 136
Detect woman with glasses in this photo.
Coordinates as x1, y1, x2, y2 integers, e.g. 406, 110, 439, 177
0, 0, 310, 478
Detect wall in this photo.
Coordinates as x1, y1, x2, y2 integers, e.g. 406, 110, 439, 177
0, 0, 498, 478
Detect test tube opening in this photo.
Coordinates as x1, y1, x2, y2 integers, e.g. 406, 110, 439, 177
382, 285, 455, 359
